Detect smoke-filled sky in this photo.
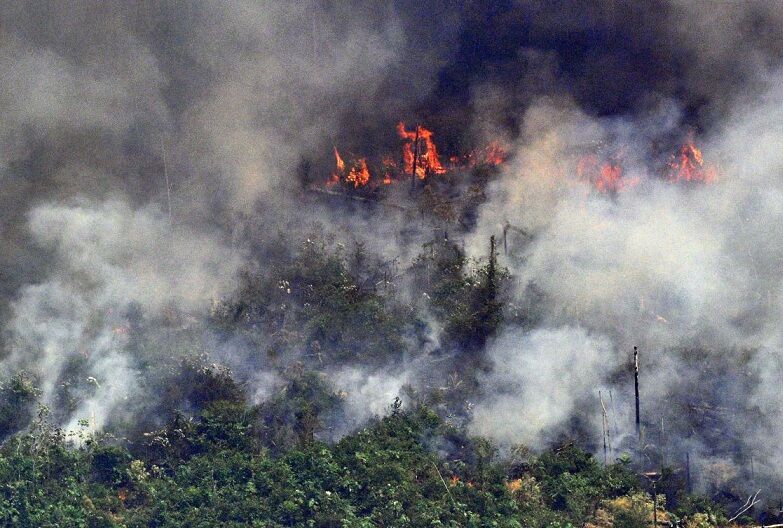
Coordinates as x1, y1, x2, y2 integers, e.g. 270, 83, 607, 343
3, 0, 783, 493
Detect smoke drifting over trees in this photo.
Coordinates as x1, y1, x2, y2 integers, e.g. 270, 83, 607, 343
2, 0, 783, 510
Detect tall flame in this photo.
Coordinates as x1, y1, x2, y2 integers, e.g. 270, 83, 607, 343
325, 123, 507, 189
667, 135, 716, 183
334, 146, 345, 173
396, 122, 447, 179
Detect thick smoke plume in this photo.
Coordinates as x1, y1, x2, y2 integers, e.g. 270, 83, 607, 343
2, 0, 783, 500
468, 72, 783, 489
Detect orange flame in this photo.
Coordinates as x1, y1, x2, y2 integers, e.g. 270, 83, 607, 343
397, 122, 447, 179
325, 123, 506, 188
448, 475, 474, 487
328, 147, 345, 186
346, 158, 370, 188
506, 479, 523, 492
381, 155, 396, 184
334, 147, 345, 173
667, 136, 716, 183
595, 162, 623, 193
449, 142, 508, 169
577, 153, 637, 193
483, 142, 507, 166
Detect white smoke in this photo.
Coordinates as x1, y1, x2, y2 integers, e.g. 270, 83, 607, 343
4, 199, 242, 430
467, 69, 783, 485
470, 327, 613, 448
328, 365, 413, 438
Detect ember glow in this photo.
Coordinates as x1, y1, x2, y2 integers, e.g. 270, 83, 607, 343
449, 141, 508, 168
575, 137, 716, 193
577, 153, 637, 194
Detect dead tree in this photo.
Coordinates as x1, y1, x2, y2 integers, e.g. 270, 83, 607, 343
642, 472, 662, 528
728, 490, 761, 523
411, 124, 420, 189
634, 346, 641, 442
600, 390, 612, 465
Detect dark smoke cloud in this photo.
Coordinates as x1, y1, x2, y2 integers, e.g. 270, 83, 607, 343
425, 0, 783, 141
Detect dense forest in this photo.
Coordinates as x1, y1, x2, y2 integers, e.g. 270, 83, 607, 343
0, 382, 731, 527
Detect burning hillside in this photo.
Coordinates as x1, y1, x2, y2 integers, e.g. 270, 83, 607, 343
326, 122, 507, 189
326, 122, 715, 197
5, 2, 783, 524
576, 137, 716, 194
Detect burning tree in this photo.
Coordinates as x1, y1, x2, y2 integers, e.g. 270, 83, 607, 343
326, 122, 507, 189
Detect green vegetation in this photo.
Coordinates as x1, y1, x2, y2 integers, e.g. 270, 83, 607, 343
0, 397, 726, 527
0, 234, 734, 526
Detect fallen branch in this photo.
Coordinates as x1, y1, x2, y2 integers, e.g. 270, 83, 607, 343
431, 462, 466, 519
728, 489, 761, 523
306, 185, 410, 212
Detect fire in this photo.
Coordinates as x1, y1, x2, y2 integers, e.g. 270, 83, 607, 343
483, 141, 507, 166
381, 156, 396, 185
328, 147, 344, 186
595, 162, 624, 193
329, 148, 371, 188
448, 475, 474, 487
396, 122, 447, 179
450, 141, 508, 168
334, 146, 345, 173
506, 479, 523, 492
346, 158, 370, 188
325, 123, 506, 189
667, 135, 716, 183
576, 136, 716, 193
577, 153, 637, 194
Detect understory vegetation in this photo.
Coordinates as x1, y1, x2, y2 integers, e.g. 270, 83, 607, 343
0, 233, 768, 526
0, 400, 728, 527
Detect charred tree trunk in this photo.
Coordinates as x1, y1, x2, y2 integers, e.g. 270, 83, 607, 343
411, 124, 420, 190
634, 346, 641, 442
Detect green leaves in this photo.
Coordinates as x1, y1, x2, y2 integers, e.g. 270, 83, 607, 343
0, 393, 721, 527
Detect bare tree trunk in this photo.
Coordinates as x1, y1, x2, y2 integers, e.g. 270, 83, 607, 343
634, 346, 641, 442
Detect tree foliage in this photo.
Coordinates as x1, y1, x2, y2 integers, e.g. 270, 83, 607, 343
0, 398, 725, 527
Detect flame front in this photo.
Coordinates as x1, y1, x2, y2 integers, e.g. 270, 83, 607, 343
576, 136, 716, 193
325, 123, 506, 189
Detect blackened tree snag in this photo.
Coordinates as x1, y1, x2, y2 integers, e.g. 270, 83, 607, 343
411, 124, 420, 189
634, 346, 641, 441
